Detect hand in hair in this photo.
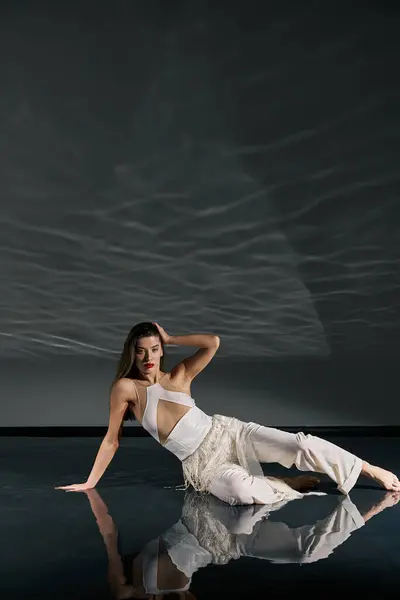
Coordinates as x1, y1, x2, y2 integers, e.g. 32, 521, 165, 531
152, 322, 171, 344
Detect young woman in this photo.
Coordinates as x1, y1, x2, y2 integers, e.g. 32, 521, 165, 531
56, 322, 400, 505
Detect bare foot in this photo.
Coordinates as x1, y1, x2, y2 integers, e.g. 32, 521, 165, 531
363, 463, 400, 491
281, 475, 320, 491
362, 491, 400, 522
376, 491, 400, 510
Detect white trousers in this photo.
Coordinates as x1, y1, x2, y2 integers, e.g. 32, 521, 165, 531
236, 496, 365, 564
208, 422, 363, 505
163, 495, 365, 577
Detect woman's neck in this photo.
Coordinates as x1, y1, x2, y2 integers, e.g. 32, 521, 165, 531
136, 370, 165, 385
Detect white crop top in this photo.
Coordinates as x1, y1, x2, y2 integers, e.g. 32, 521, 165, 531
142, 537, 191, 594
136, 377, 212, 461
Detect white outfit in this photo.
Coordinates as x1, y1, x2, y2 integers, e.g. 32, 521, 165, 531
139, 378, 363, 506
142, 491, 365, 584
142, 537, 191, 595
141, 381, 212, 460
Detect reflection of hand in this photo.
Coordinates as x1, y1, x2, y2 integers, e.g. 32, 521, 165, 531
55, 481, 94, 492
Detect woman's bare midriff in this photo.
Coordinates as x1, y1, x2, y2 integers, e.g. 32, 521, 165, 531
157, 403, 192, 445
131, 371, 193, 445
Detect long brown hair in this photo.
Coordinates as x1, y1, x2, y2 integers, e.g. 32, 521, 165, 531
112, 321, 166, 422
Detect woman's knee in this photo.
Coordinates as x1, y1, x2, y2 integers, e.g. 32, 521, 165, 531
293, 432, 322, 465
295, 431, 314, 451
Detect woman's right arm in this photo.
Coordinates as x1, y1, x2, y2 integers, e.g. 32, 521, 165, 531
55, 379, 133, 492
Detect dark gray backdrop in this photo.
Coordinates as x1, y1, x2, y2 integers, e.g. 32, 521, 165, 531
1, 0, 399, 426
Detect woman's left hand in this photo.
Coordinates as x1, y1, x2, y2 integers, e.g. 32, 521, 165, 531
152, 322, 171, 344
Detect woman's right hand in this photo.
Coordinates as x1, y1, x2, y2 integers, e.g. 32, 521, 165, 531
54, 482, 94, 492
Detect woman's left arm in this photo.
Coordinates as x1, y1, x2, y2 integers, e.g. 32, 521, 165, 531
169, 333, 220, 348
153, 323, 220, 381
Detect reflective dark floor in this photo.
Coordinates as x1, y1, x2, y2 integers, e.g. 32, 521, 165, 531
1, 436, 399, 599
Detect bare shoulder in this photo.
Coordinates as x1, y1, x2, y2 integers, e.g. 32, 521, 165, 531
110, 377, 137, 402
168, 364, 192, 389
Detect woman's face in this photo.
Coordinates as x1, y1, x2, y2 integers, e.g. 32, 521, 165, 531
135, 335, 163, 375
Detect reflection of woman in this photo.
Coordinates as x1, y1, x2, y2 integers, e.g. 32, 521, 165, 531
175, 489, 399, 567
57, 322, 399, 505
85, 487, 399, 599
86, 489, 196, 600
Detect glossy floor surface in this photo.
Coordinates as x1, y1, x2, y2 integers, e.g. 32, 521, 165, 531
1, 436, 399, 598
